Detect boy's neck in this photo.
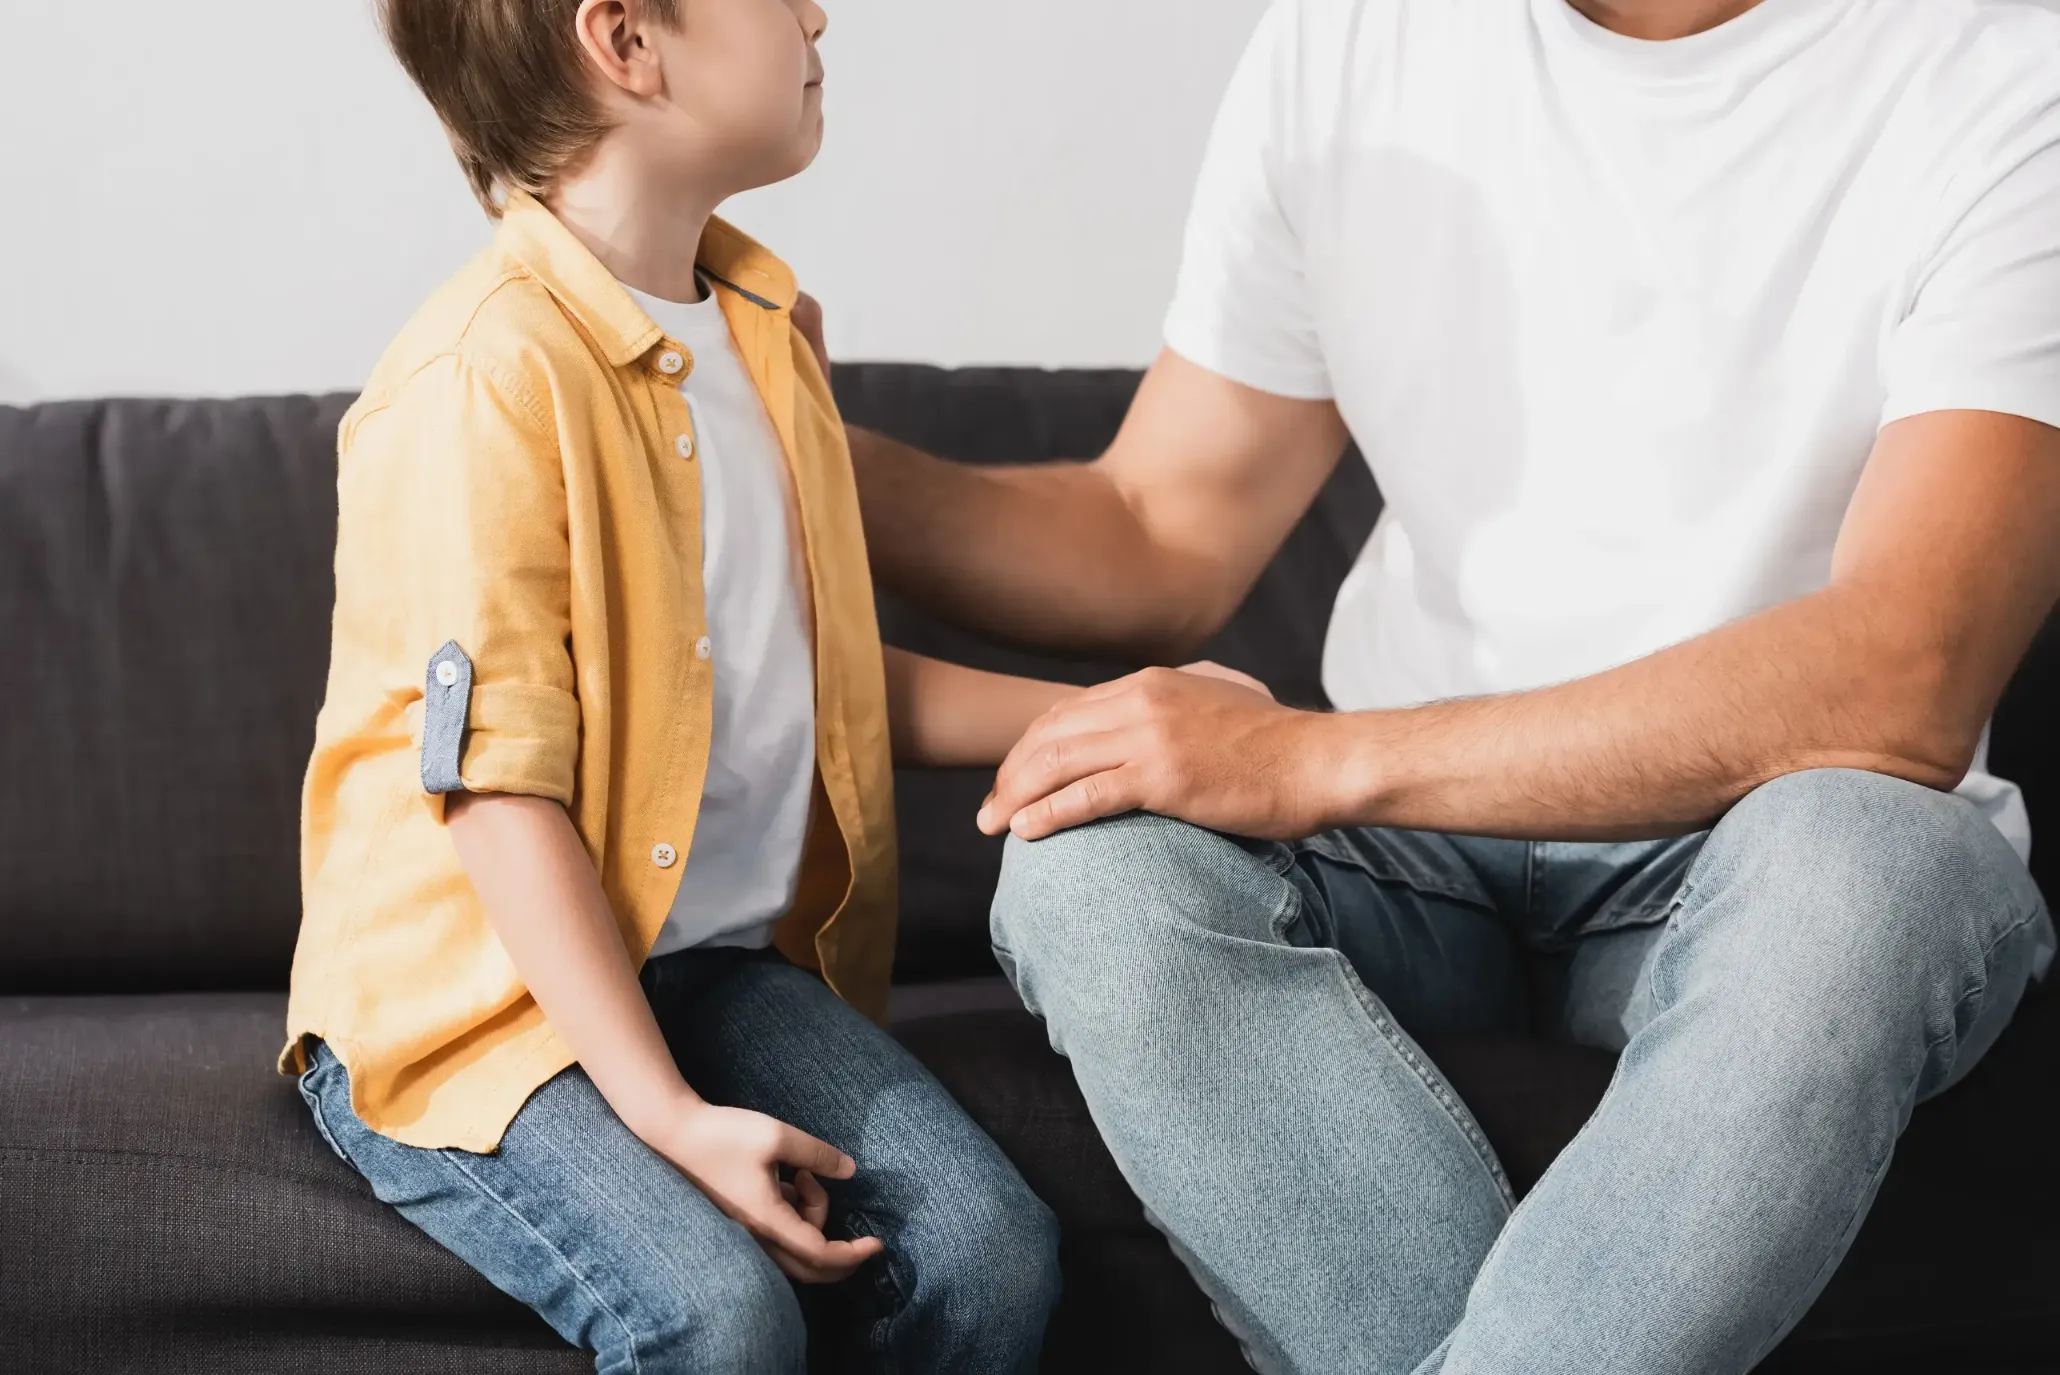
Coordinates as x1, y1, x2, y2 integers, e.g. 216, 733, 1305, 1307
545, 142, 722, 305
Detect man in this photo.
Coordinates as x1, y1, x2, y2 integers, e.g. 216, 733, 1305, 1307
849, 0, 2060, 1370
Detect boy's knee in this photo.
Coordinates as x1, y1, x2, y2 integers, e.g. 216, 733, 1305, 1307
634, 1249, 804, 1375
913, 1190, 1063, 1358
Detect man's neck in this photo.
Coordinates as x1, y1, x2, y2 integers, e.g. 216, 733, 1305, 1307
1565, 0, 1768, 41
546, 142, 721, 305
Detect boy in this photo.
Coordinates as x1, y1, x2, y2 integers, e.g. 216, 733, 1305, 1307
280, 1, 1080, 1368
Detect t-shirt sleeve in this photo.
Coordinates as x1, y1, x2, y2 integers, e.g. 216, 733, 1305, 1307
338, 353, 581, 807
1882, 134, 2060, 433
1162, 1, 1334, 401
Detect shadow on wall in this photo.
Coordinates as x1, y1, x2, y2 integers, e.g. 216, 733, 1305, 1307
0, 361, 37, 407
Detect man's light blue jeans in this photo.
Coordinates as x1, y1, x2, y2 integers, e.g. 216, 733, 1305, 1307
990, 768, 2054, 1374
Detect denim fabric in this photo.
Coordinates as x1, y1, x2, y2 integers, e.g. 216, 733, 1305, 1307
991, 769, 2055, 1375
300, 948, 1059, 1374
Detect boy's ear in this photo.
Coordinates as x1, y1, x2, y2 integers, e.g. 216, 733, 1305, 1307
573, 0, 665, 100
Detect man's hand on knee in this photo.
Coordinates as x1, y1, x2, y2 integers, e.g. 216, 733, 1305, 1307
977, 663, 1345, 843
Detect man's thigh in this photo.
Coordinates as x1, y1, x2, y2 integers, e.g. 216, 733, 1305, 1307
1291, 827, 1530, 1037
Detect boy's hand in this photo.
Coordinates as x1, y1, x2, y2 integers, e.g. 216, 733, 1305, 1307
1177, 659, 1274, 699
794, 291, 831, 380
647, 1102, 883, 1283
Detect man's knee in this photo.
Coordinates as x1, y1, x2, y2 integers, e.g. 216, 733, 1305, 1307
1686, 768, 2037, 1004
990, 811, 1296, 1032
992, 813, 1283, 973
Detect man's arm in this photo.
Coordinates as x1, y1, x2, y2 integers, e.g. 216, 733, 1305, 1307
851, 349, 1351, 661
980, 410, 2060, 842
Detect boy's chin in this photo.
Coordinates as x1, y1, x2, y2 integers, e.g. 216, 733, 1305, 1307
786, 124, 827, 177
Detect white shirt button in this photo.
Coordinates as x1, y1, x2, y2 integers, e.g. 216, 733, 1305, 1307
657, 350, 686, 376
695, 636, 713, 661
675, 432, 695, 460
434, 660, 459, 688
651, 842, 678, 869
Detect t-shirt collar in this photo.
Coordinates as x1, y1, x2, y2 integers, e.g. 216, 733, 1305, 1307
1533, 0, 1847, 88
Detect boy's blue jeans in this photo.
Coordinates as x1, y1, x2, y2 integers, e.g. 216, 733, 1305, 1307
991, 768, 2055, 1375
299, 947, 1059, 1374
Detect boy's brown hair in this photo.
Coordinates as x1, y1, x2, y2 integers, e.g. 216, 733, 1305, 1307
380, 0, 677, 215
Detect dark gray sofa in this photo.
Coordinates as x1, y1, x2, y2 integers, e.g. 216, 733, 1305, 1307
3, 366, 2057, 1371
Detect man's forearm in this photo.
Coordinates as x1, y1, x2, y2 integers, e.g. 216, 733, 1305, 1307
850, 426, 1209, 658
1324, 583, 1976, 840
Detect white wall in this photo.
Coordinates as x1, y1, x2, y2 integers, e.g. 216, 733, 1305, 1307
0, 1, 1267, 404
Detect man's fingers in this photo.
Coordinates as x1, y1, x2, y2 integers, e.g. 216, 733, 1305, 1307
980, 729, 1130, 835
771, 1124, 857, 1180
1009, 766, 1144, 841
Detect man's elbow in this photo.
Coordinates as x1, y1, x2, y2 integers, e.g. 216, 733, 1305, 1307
1796, 711, 1982, 797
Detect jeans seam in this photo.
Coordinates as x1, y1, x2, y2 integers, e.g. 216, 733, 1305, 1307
1277, 850, 1513, 1204
429, 1146, 646, 1375
1324, 952, 1516, 1208
1922, 901, 2046, 1102
1728, 900, 2042, 1368
298, 1074, 353, 1168
1738, 908, 2019, 1375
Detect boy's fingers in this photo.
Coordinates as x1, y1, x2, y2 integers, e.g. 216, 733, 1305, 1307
763, 1234, 882, 1285
773, 1124, 856, 1180
754, 1192, 841, 1265
794, 1168, 831, 1228
752, 1199, 883, 1280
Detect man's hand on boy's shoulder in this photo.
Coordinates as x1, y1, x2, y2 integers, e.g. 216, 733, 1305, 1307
794, 291, 831, 380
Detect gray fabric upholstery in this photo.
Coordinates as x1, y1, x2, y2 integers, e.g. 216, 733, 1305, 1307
3, 367, 2060, 1371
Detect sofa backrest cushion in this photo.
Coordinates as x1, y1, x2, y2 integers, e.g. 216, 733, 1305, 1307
1, 396, 348, 993
2, 370, 2053, 993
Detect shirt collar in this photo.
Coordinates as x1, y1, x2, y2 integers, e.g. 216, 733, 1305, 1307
496, 190, 797, 369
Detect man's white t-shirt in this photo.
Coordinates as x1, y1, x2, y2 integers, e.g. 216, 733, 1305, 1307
1165, 0, 2060, 859
626, 281, 818, 955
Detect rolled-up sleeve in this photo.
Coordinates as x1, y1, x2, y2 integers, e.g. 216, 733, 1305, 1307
336, 351, 580, 807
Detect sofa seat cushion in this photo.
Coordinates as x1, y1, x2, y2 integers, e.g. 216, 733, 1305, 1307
8, 982, 2060, 1373
0, 992, 581, 1371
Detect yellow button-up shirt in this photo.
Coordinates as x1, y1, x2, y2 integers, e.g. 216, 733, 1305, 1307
283, 192, 896, 1151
